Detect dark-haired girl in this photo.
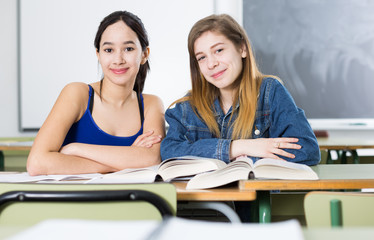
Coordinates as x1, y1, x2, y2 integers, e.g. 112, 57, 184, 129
28, 11, 164, 175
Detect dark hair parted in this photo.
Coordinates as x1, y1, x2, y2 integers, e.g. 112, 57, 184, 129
94, 10, 150, 95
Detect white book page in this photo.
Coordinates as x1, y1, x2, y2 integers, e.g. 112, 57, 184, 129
87, 165, 159, 184
186, 159, 252, 189
159, 157, 226, 182
254, 158, 312, 171
0, 172, 101, 183
253, 159, 319, 180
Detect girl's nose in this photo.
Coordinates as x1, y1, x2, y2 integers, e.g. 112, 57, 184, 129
207, 56, 218, 69
114, 52, 126, 64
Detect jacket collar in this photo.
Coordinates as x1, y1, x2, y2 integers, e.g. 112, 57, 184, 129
213, 97, 240, 117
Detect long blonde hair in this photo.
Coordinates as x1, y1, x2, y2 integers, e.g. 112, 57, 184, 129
175, 14, 270, 139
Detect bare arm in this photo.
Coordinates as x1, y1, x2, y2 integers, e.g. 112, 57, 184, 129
27, 83, 115, 175
58, 94, 165, 170
230, 138, 301, 160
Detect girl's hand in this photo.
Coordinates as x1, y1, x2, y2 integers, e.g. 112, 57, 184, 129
132, 130, 162, 148
60, 143, 79, 156
59, 131, 161, 156
231, 137, 301, 160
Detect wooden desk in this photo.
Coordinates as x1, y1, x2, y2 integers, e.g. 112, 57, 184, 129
318, 137, 374, 150
239, 164, 374, 223
173, 181, 256, 223
317, 137, 374, 164
0, 176, 255, 223
0, 139, 33, 171
173, 181, 255, 201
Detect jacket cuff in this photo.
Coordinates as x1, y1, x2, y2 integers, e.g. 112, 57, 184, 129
216, 139, 232, 163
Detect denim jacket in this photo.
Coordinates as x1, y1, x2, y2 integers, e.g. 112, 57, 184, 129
160, 77, 321, 166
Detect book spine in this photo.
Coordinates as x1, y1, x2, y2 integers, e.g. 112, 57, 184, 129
248, 171, 255, 179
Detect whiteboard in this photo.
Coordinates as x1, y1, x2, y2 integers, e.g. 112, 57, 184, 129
19, 0, 214, 130
243, 0, 374, 129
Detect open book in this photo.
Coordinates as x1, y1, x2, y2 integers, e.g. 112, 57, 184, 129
186, 156, 319, 189
88, 156, 227, 184
0, 172, 102, 183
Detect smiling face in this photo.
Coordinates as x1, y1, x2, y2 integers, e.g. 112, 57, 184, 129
96, 21, 149, 87
194, 31, 246, 93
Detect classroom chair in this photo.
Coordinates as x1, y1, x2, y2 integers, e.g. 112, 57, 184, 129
0, 183, 176, 225
304, 191, 374, 227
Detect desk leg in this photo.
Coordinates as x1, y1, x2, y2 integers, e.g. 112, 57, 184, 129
178, 201, 241, 223
0, 151, 4, 171
341, 150, 347, 164
326, 150, 333, 164
258, 191, 271, 223
351, 150, 360, 164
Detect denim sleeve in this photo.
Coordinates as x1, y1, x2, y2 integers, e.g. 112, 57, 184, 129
269, 80, 321, 166
160, 104, 231, 163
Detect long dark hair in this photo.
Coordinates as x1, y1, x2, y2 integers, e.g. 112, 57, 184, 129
94, 11, 150, 96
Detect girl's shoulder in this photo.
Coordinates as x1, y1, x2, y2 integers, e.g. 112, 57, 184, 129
52, 82, 90, 122
61, 82, 90, 96
142, 93, 161, 101
260, 76, 283, 87
169, 95, 192, 109
165, 95, 193, 116
59, 82, 89, 100
259, 76, 286, 95
142, 93, 165, 113
259, 76, 296, 108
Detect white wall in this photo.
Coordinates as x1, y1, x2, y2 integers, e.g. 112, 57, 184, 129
0, 0, 28, 137
0, 0, 213, 137
0, 0, 241, 137
18, 0, 215, 130
1, 0, 373, 142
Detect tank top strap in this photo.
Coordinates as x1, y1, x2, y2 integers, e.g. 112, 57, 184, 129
137, 93, 144, 124
88, 85, 94, 113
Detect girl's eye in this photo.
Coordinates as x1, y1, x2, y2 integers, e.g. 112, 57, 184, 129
104, 49, 112, 53
197, 56, 205, 61
125, 47, 134, 52
216, 48, 223, 53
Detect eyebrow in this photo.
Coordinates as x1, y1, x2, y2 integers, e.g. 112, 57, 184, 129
101, 40, 136, 47
195, 42, 224, 56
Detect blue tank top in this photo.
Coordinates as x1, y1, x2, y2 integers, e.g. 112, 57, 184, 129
62, 85, 144, 147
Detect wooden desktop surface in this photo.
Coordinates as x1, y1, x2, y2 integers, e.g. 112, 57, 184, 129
0, 172, 256, 203
172, 181, 256, 201
239, 164, 374, 223
0, 138, 34, 150
0, 146, 32, 151
317, 137, 374, 150
239, 164, 374, 191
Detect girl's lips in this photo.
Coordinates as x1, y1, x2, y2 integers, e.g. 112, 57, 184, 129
211, 69, 226, 79
111, 68, 128, 74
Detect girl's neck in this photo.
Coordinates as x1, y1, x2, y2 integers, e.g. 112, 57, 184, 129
99, 80, 135, 107
219, 88, 236, 114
